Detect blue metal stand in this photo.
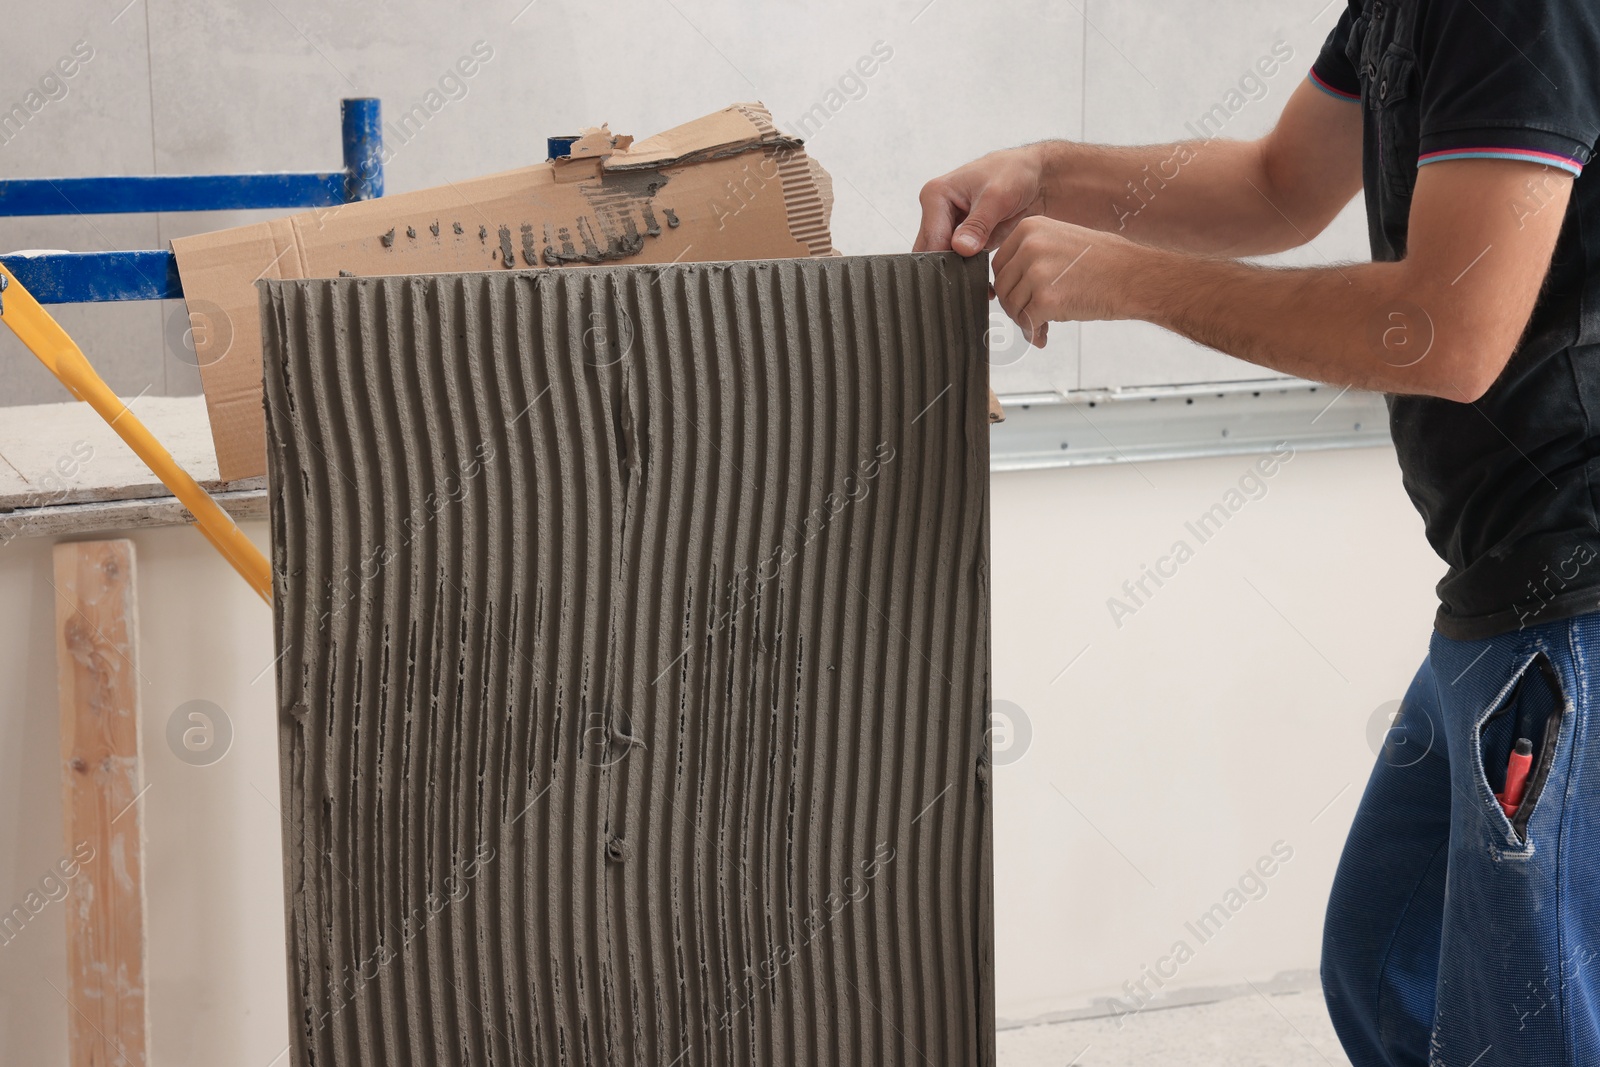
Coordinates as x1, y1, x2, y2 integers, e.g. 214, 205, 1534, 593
0, 98, 383, 303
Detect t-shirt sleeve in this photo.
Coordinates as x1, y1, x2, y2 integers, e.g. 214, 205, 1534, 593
1309, 7, 1361, 102
1415, 0, 1600, 176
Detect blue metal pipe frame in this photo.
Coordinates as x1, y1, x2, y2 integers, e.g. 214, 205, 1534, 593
0, 98, 383, 304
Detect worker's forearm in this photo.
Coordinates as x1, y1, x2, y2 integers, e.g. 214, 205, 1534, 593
1034, 139, 1302, 257
1114, 248, 1499, 401
993, 161, 1563, 398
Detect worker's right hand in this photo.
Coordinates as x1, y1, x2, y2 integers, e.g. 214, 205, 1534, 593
914, 145, 1049, 257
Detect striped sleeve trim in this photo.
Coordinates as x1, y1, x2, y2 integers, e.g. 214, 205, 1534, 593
1418, 147, 1583, 176
1308, 69, 1359, 102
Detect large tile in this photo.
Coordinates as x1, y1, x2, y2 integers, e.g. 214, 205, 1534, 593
262, 256, 995, 1066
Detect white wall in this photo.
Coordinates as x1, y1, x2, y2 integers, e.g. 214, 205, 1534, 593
989, 446, 1440, 1024
0, 445, 1444, 1059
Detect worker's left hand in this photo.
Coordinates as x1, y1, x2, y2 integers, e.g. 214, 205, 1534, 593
992, 217, 1135, 347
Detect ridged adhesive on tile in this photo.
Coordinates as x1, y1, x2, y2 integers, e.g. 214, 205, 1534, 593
260, 253, 993, 1067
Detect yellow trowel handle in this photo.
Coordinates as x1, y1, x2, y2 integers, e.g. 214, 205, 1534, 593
0, 267, 272, 604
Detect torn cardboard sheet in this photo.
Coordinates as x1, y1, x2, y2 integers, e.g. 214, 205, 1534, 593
260, 253, 994, 1067
176, 102, 835, 481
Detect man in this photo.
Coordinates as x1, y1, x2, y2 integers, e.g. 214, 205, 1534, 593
917, 2, 1600, 1064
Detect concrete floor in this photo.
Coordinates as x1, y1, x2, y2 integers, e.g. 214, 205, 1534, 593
999, 984, 1352, 1066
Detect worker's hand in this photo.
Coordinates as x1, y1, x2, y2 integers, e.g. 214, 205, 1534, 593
992, 217, 1136, 347
914, 146, 1049, 256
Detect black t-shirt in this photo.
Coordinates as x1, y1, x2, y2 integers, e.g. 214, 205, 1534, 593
1313, 0, 1600, 639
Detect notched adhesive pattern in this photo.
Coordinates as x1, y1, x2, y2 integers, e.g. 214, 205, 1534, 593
260, 253, 994, 1067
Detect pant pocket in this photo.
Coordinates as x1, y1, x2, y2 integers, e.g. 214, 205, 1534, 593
1477, 652, 1566, 843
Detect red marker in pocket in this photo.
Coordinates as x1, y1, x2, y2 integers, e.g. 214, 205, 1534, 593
1497, 737, 1534, 818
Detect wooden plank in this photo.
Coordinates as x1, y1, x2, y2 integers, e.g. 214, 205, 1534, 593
0, 395, 266, 543
4, 488, 267, 544
52, 539, 150, 1067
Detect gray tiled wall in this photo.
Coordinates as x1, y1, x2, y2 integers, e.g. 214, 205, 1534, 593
0, 0, 1362, 409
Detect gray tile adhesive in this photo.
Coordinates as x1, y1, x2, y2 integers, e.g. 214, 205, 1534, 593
258, 252, 994, 1067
